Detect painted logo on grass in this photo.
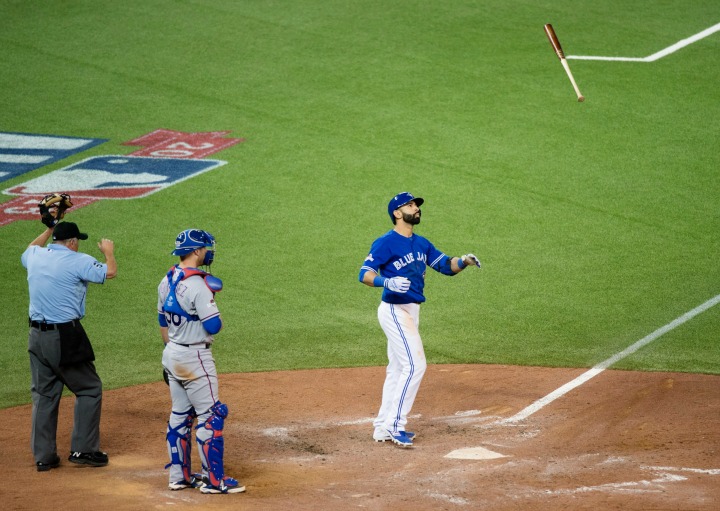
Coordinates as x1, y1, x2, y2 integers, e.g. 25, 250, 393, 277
124, 129, 242, 159
5, 155, 227, 199
0, 129, 243, 226
0, 132, 107, 183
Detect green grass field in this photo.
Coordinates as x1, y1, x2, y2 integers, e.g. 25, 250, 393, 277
1, 0, 718, 409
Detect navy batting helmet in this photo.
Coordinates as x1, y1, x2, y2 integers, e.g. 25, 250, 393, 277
387, 192, 424, 221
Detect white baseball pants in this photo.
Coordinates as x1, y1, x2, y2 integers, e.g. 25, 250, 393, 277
374, 301, 427, 434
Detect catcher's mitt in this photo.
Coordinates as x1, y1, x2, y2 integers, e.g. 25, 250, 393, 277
38, 193, 73, 228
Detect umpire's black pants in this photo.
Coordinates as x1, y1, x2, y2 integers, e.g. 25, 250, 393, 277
28, 326, 103, 465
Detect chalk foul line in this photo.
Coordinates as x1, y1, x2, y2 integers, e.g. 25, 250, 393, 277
500, 293, 720, 424
567, 22, 720, 62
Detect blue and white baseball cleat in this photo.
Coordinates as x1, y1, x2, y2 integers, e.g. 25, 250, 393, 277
389, 430, 414, 447
168, 474, 205, 491
374, 428, 416, 443
200, 476, 246, 494
374, 429, 415, 447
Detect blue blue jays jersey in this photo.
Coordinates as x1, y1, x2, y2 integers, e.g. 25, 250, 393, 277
360, 230, 455, 304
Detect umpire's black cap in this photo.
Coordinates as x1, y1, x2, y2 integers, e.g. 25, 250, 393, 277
53, 222, 89, 241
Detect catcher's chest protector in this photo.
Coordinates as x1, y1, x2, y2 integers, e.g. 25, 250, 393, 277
163, 266, 209, 321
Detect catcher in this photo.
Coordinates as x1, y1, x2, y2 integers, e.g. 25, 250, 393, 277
21, 193, 117, 471
158, 229, 245, 494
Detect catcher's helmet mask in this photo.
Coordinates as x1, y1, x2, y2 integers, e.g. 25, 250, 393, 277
172, 229, 216, 266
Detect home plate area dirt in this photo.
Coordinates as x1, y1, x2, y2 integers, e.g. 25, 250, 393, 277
5, 364, 720, 510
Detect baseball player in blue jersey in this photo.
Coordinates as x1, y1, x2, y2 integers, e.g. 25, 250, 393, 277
359, 192, 481, 447
158, 229, 245, 494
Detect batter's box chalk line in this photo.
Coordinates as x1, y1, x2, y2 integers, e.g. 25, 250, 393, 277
446, 293, 720, 461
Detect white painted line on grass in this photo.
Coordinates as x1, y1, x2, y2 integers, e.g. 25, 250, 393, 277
500, 293, 720, 424
567, 22, 720, 62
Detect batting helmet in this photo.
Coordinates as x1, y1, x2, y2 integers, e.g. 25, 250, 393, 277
387, 192, 424, 221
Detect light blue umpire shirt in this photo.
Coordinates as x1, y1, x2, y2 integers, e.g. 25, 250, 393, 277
22, 243, 108, 324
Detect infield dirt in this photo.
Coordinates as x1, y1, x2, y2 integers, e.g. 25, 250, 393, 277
3, 364, 719, 510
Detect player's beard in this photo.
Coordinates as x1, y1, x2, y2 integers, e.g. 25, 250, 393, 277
402, 210, 421, 225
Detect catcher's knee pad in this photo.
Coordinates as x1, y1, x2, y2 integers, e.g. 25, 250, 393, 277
196, 401, 229, 487
165, 407, 196, 480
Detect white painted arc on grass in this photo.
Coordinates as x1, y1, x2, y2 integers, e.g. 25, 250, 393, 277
501, 293, 720, 424
566, 22, 720, 62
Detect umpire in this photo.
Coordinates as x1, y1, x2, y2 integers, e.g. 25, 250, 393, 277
21, 221, 117, 471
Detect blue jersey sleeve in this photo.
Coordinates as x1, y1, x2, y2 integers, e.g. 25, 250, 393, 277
359, 234, 392, 278
426, 240, 456, 276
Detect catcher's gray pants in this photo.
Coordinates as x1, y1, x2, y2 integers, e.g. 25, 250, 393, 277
28, 326, 103, 464
162, 342, 219, 483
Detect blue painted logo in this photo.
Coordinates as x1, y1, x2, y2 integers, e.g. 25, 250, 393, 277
0, 132, 106, 183
5, 155, 226, 199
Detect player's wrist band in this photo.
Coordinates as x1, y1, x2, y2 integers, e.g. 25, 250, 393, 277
457, 257, 466, 269
373, 276, 387, 287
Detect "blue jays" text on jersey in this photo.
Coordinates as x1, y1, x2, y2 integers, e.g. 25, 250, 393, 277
360, 230, 456, 304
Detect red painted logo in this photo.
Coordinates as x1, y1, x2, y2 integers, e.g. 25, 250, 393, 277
124, 129, 243, 159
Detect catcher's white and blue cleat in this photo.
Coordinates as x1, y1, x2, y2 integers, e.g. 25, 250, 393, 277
200, 476, 246, 494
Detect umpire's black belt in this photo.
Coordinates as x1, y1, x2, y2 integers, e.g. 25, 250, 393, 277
29, 319, 79, 331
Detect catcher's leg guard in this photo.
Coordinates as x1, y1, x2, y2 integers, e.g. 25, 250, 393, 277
196, 401, 229, 488
165, 407, 196, 482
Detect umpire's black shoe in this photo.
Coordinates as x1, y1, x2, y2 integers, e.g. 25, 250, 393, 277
68, 451, 109, 467
36, 454, 61, 472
